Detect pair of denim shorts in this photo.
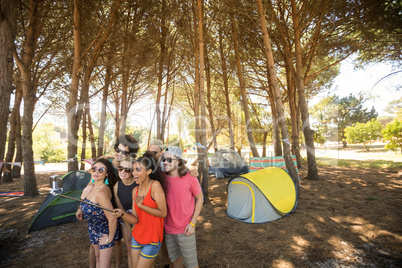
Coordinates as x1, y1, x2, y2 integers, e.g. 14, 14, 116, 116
131, 236, 162, 259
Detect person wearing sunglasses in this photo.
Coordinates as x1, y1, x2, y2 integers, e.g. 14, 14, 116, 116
162, 146, 203, 268
77, 158, 120, 268
148, 139, 165, 161
113, 157, 138, 268
112, 135, 140, 168
113, 151, 167, 268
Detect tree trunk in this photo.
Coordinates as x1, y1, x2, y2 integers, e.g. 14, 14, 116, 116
119, 55, 128, 134
12, 117, 22, 179
196, 0, 209, 201
21, 82, 38, 196
267, 90, 282, 156
286, 67, 302, 169
12, 0, 41, 196
3, 87, 22, 182
67, 0, 83, 171
291, 0, 319, 180
80, 110, 87, 170
193, 2, 201, 146
218, 25, 235, 150
86, 106, 97, 159
230, 2, 259, 157
97, 64, 111, 157
255, 0, 299, 183
156, 0, 166, 140
205, 43, 218, 152
0, 0, 17, 168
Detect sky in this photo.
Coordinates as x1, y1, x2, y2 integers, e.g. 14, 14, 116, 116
312, 59, 402, 117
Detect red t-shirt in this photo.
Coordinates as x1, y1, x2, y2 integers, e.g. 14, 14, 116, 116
164, 173, 202, 234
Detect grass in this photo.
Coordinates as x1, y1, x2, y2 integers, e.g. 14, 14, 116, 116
315, 157, 402, 170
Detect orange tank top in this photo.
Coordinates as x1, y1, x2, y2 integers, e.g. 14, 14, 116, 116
132, 183, 164, 244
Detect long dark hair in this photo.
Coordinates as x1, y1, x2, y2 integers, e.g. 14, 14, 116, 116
93, 158, 118, 207
135, 151, 166, 193
93, 158, 118, 188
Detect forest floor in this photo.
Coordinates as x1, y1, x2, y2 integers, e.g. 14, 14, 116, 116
0, 149, 401, 267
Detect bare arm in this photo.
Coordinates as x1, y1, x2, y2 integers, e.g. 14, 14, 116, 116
184, 191, 204, 236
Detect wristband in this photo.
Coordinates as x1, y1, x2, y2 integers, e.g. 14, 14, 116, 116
189, 222, 196, 227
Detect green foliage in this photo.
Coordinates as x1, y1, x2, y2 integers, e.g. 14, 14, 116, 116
311, 94, 378, 147
382, 119, 402, 153
33, 122, 66, 162
344, 119, 383, 151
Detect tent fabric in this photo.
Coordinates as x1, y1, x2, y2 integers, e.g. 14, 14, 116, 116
209, 148, 249, 178
227, 166, 297, 224
28, 170, 91, 233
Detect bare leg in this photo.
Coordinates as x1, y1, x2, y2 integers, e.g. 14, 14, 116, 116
136, 255, 157, 268
114, 240, 123, 268
160, 241, 171, 267
89, 245, 96, 268
131, 248, 141, 268
99, 246, 114, 268
171, 257, 183, 268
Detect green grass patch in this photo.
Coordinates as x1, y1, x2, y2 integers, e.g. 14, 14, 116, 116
315, 157, 402, 170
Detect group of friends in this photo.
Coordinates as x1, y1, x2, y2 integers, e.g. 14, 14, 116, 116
75, 135, 203, 268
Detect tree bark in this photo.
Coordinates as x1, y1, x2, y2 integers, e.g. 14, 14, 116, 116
291, 0, 319, 180
86, 104, 96, 159
218, 25, 235, 150
97, 63, 111, 157
196, 0, 209, 201
0, 0, 17, 168
205, 43, 218, 152
156, 0, 166, 141
80, 109, 87, 170
255, 0, 299, 184
3, 87, 22, 182
67, 0, 83, 171
230, 1, 259, 157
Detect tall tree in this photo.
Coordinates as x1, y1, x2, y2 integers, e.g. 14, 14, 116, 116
230, 0, 259, 157
0, 0, 17, 176
196, 0, 209, 200
67, 0, 120, 171
255, 0, 299, 183
290, 0, 319, 180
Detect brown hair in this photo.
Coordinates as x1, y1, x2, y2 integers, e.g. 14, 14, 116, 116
177, 158, 188, 178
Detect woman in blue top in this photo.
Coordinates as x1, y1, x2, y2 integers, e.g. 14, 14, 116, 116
80, 158, 119, 268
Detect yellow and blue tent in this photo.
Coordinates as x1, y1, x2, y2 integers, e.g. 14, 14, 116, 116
227, 166, 297, 223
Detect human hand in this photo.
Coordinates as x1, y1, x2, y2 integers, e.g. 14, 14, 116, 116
99, 234, 109, 245
189, 166, 199, 177
112, 209, 124, 218
134, 195, 144, 207
184, 223, 195, 236
75, 208, 83, 221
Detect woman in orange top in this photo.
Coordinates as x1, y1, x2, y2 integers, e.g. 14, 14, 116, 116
113, 151, 167, 268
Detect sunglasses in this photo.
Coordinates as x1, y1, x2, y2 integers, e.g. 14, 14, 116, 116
118, 167, 132, 173
161, 157, 177, 163
91, 166, 106, 174
115, 148, 129, 156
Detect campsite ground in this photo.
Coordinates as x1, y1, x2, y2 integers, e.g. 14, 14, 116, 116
0, 147, 401, 267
